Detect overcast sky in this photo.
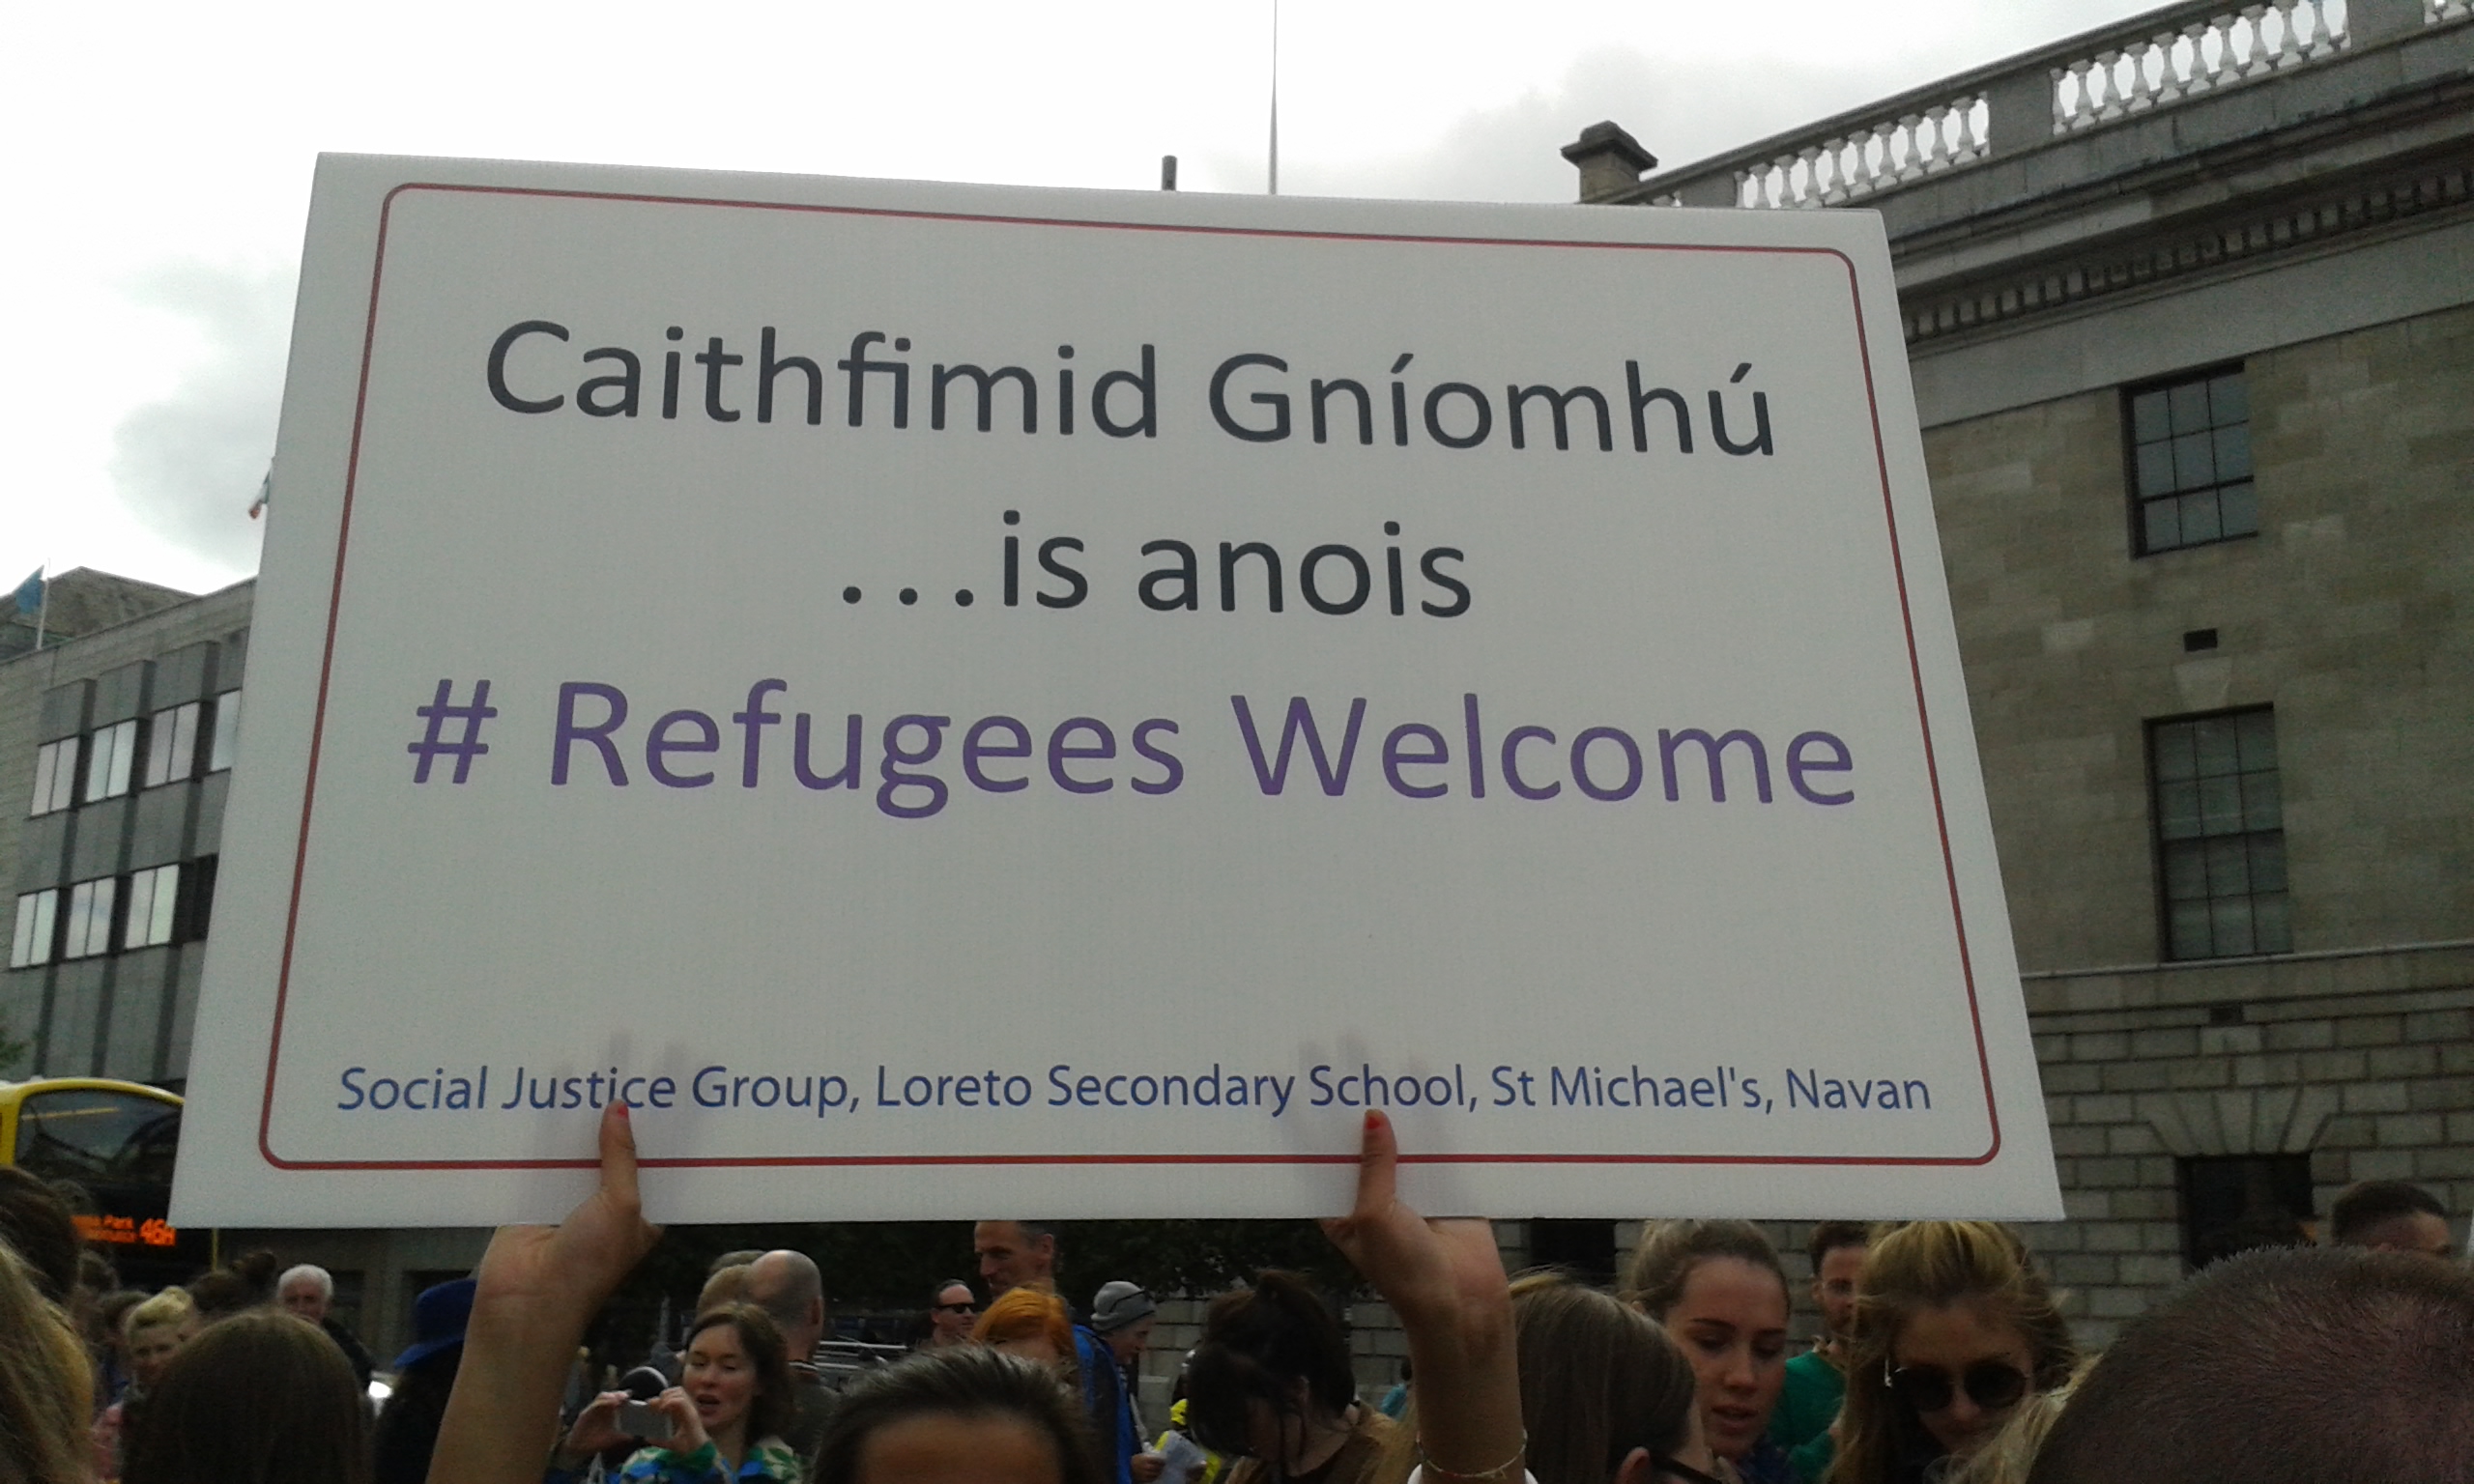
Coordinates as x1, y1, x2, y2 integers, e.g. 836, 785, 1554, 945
2, 0, 2164, 596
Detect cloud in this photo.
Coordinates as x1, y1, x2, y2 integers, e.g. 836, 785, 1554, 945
108, 262, 293, 577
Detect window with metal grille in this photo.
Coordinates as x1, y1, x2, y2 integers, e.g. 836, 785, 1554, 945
2150, 708, 2289, 960
2127, 367, 2255, 555
2178, 1154, 2315, 1269
1530, 1219, 1620, 1287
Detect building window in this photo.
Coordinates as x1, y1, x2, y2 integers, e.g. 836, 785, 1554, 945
123, 866, 181, 951
1530, 1219, 1620, 1287
61, 878, 117, 959
142, 702, 201, 788
29, 738, 79, 816
2178, 1154, 2315, 1268
9, 891, 58, 969
82, 720, 138, 804
209, 691, 242, 773
2150, 708, 2289, 960
2128, 367, 2254, 555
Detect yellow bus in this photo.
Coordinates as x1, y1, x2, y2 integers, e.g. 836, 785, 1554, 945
0, 1077, 201, 1279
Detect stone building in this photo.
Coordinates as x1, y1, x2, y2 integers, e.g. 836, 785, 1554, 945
1563, 0, 2474, 1343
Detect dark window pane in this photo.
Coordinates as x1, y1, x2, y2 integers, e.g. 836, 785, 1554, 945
2152, 706, 2282, 963
2157, 781, 2202, 840
2143, 499, 2181, 552
2154, 727, 2199, 782
2137, 442, 2178, 497
2218, 481, 2258, 537
2194, 719, 2241, 777
2169, 381, 2211, 431
2172, 902, 2214, 958
2213, 423, 2252, 480
2205, 838, 2253, 896
2211, 897, 2257, 956
2172, 431, 2216, 488
2132, 389, 2172, 443
2165, 842, 2209, 900
2180, 491, 2222, 544
2208, 373, 2248, 425
2199, 775, 2245, 834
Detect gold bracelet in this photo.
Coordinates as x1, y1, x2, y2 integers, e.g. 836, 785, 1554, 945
1419, 1434, 1527, 1483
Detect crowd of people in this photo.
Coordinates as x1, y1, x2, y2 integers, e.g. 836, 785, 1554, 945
2, 1116, 2470, 1484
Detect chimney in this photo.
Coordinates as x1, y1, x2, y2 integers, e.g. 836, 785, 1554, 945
1561, 122, 1657, 204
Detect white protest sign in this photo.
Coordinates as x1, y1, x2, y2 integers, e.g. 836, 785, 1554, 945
173, 154, 2058, 1227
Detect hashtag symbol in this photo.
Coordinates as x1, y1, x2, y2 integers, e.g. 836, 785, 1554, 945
407, 679, 497, 784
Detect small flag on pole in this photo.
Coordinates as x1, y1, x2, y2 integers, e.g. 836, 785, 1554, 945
13, 568, 41, 616
247, 470, 272, 520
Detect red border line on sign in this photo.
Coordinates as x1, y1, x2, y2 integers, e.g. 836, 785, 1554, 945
257, 182, 2000, 1174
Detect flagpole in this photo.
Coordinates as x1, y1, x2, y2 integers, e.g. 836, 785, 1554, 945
1268, 0, 1280, 196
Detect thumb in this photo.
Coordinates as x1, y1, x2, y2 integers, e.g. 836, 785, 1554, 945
598, 1099, 643, 1213
1323, 1109, 1397, 1242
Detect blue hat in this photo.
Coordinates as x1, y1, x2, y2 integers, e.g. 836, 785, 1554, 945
393, 1277, 477, 1369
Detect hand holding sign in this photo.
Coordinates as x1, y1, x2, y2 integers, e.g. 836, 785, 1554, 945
1322, 1108, 1526, 1483
436, 1100, 660, 1484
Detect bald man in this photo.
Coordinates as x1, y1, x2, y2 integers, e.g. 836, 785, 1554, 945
745, 1249, 833, 1467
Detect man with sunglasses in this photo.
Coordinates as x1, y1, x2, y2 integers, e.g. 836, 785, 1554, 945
922, 1279, 977, 1350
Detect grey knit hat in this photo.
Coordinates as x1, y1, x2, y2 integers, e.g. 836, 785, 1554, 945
1089, 1280, 1157, 1333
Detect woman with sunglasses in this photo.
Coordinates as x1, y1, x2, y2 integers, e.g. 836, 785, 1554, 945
1827, 1222, 2076, 1484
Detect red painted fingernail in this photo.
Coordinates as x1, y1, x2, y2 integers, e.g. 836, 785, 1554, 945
1364, 1110, 1381, 1131
616, 1100, 631, 1119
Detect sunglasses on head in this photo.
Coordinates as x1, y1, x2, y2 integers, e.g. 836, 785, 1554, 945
1885, 1359, 2030, 1414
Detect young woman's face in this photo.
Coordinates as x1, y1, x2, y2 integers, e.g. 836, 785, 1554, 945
1890, 1301, 2037, 1460
1660, 1257, 1789, 1462
128, 1318, 194, 1389
684, 1324, 761, 1438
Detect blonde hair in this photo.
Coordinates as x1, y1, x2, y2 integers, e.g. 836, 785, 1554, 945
0, 1239, 93, 1484
1827, 1222, 2076, 1484
126, 1284, 199, 1340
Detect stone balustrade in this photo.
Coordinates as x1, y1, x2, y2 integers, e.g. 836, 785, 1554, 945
1595, 0, 2464, 209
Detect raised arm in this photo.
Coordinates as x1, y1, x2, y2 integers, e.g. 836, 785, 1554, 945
428, 1100, 664, 1484
1321, 1109, 1525, 1484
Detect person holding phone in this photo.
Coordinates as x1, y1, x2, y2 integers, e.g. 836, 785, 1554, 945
550, 1302, 803, 1482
